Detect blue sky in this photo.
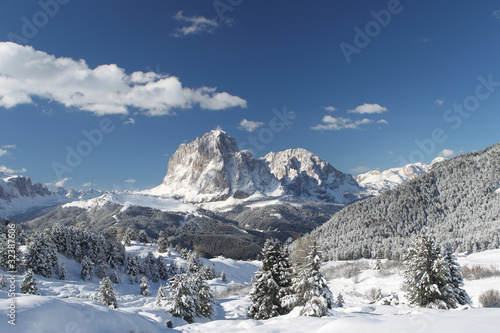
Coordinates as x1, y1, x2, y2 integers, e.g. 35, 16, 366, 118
0, 0, 499, 191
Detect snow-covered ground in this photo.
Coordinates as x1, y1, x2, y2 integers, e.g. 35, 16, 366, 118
1, 244, 500, 332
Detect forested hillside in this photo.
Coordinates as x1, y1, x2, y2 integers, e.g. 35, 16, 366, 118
308, 143, 500, 260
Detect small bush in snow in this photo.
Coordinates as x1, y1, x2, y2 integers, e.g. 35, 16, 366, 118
365, 287, 382, 303
462, 265, 500, 280
479, 289, 500, 308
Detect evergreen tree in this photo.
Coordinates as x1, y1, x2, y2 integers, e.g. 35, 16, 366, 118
403, 236, 455, 309
140, 276, 150, 296
441, 245, 470, 306
187, 250, 202, 273
24, 233, 58, 278
336, 293, 344, 308
0, 233, 21, 271
59, 263, 67, 280
157, 233, 168, 253
81, 256, 94, 281
20, 269, 39, 295
157, 256, 169, 281
200, 265, 216, 280
155, 285, 167, 307
97, 276, 118, 309
138, 230, 148, 243
295, 243, 333, 317
166, 273, 198, 323
194, 272, 215, 319
0, 274, 7, 290
248, 239, 294, 319
220, 270, 226, 282
125, 254, 141, 279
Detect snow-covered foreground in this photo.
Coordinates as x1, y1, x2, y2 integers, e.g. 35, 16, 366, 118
1, 245, 500, 332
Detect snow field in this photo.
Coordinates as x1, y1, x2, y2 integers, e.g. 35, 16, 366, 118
1, 244, 500, 332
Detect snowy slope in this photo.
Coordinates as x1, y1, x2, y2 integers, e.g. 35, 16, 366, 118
356, 157, 445, 194
2, 247, 500, 332
63, 191, 197, 213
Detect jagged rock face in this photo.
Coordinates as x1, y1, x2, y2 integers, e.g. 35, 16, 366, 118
161, 131, 360, 203
0, 174, 51, 201
356, 162, 432, 192
262, 148, 361, 202
162, 130, 280, 201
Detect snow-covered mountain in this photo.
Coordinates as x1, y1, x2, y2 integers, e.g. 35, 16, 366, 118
0, 173, 102, 220
355, 157, 445, 193
149, 130, 361, 203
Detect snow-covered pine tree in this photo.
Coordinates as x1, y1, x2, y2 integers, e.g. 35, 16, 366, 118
220, 270, 226, 282
138, 230, 148, 243
248, 239, 294, 319
20, 269, 39, 295
24, 233, 59, 278
403, 235, 455, 309
97, 276, 118, 309
193, 272, 215, 319
187, 250, 202, 273
140, 276, 150, 296
81, 256, 94, 281
59, 263, 67, 280
166, 273, 198, 323
200, 265, 216, 280
336, 293, 344, 308
0, 274, 7, 290
157, 232, 168, 253
122, 231, 132, 246
441, 245, 470, 306
0, 233, 22, 271
296, 242, 333, 317
125, 254, 141, 279
157, 256, 169, 281
155, 284, 167, 307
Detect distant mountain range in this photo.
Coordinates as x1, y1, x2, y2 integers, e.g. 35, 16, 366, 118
0, 173, 102, 221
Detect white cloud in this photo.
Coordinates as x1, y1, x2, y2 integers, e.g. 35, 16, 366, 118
324, 106, 337, 112
82, 182, 92, 187
377, 119, 389, 124
435, 99, 444, 106
0, 165, 26, 174
350, 166, 370, 174
348, 103, 388, 114
0, 42, 247, 116
311, 115, 374, 131
239, 119, 264, 132
173, 11, 219, 37
124, 117, 135, 125
124, 179, 136, 183
2, 144, 16, 149
0, 149, 6, 157
55, 177, 71, 187
493, 10, 500, 19
438, 149, 456, 158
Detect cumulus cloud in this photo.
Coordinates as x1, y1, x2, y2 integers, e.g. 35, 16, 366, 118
239, 119, 264, 132
377, 119, 389, 124
324, 106, 337, 112
82, 182, 92, 187
124, 179, 136, 183
124, 117, 135, 125
348, 103, 388, 114
438, 149, 456, 158
311, 115, 373, 131
0, 165, 26, 175
435, 99, 444, 106
0, 42, 247, 116
0, 149, 6, 157
173, 11, 219, 37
